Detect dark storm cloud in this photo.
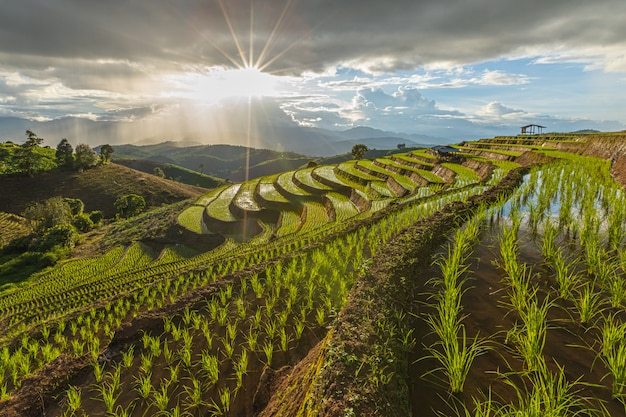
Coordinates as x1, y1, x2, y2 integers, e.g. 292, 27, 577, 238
1, 0, 624, 79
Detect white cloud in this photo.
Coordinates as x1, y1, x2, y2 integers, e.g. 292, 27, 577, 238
474, 102, 532, 123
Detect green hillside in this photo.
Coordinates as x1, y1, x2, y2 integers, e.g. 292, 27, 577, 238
0, 142, 56, 176
114, 159, 226, 189
0, 163, 207, 218
110, 142, 311, 181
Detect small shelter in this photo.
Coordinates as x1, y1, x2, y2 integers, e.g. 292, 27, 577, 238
430, 145, 460, 155
427, 145, 463, 162
520, 124, 546, 135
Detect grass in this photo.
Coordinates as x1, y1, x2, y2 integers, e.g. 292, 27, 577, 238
0, 212, 31, 249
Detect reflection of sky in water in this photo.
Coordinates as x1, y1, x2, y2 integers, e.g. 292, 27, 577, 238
490, 167, 620, 234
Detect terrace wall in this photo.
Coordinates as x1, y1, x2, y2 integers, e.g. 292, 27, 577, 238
386, 176, 408, 197
350, 189, 371, 212
389, 156, 432, 171
311, 170, 352, 196
432, 165, 456, 183
462, 159, 494, 181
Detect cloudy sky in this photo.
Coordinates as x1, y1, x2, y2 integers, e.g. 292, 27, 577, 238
1, 0, 625, 146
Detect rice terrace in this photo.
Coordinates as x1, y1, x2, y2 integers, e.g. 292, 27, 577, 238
3, 131, 626, 417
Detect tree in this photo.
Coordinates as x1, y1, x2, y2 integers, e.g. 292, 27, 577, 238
23, 197, 73, 233
153, 167, 165, 178
40, 224, 78, 250
63, 197, 84, 216
351, 144, 368, 160
199, 163, 205, 175
16, 130, 45, 177
397, 143, 406, 150
73, 213, 95, 232
100, 144, 114, 163
75, 143, 98, 170
56, 138, 74, 169
114, 194, 146, 218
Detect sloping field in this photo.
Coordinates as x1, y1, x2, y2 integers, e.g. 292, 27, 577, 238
0, 213, 31, 248
2, 133, 625, 417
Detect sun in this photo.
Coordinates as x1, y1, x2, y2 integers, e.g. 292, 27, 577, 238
180, 66, 284, 104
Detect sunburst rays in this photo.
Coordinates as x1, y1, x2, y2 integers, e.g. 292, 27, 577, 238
214, 0, 301, 74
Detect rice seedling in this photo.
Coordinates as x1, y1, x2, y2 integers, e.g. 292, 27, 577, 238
250, 306, 263, 330
99, 379, 121, 415
134, 372, 152, 401
225, 321, 238, 342
200, 351, 219, 386
152, 380, 171, 413
0, 383, 10, 402
139, 353, 153, 375
63, 385, 82, 417
424, 325, 488, 394
92, 361, 105, 383
316, 307, 326, 327
598, 314, 626, 359
207, 387, 231, 416
294, 318, 305, 340
607, 273, 626, 309
552, 251, 581, 300
572, 283, 605, 326
245, 326, 259, 351
71, 340, 84, 357
167, 362, 180, 386
182, 376, 205, 413
262, 339, 274, 367
163, 339, 175, 365
602, 340, 626, 400
279, 327, 293, 352
88, 337, 100, 363
499, 361, 599, 416
179, 343, 193, 368
234, 349, 249, 389
508, 298, 551, 371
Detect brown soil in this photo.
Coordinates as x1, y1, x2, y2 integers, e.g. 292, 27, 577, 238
515, 150, 555, 167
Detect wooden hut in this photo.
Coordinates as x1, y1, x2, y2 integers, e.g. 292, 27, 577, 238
520, 124, 546, 135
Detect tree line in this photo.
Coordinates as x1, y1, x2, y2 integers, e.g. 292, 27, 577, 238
0, 130, 114, 176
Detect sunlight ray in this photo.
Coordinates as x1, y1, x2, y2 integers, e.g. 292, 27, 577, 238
254, 0, 294, 70
248, 0, 254, 68
207, 40, 244, 69
218, 0, 247, 68
258, 30, 312, 73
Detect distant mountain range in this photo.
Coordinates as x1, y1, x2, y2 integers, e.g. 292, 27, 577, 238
0, 103, 445, 157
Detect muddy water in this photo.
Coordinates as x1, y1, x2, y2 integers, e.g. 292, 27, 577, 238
407, 218, 623, 416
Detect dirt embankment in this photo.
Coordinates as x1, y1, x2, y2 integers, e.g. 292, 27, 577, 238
261, 168, 528, 417
578, 133, 626, 187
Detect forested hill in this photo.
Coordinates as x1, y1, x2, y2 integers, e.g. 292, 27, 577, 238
108, 142, 312, 182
